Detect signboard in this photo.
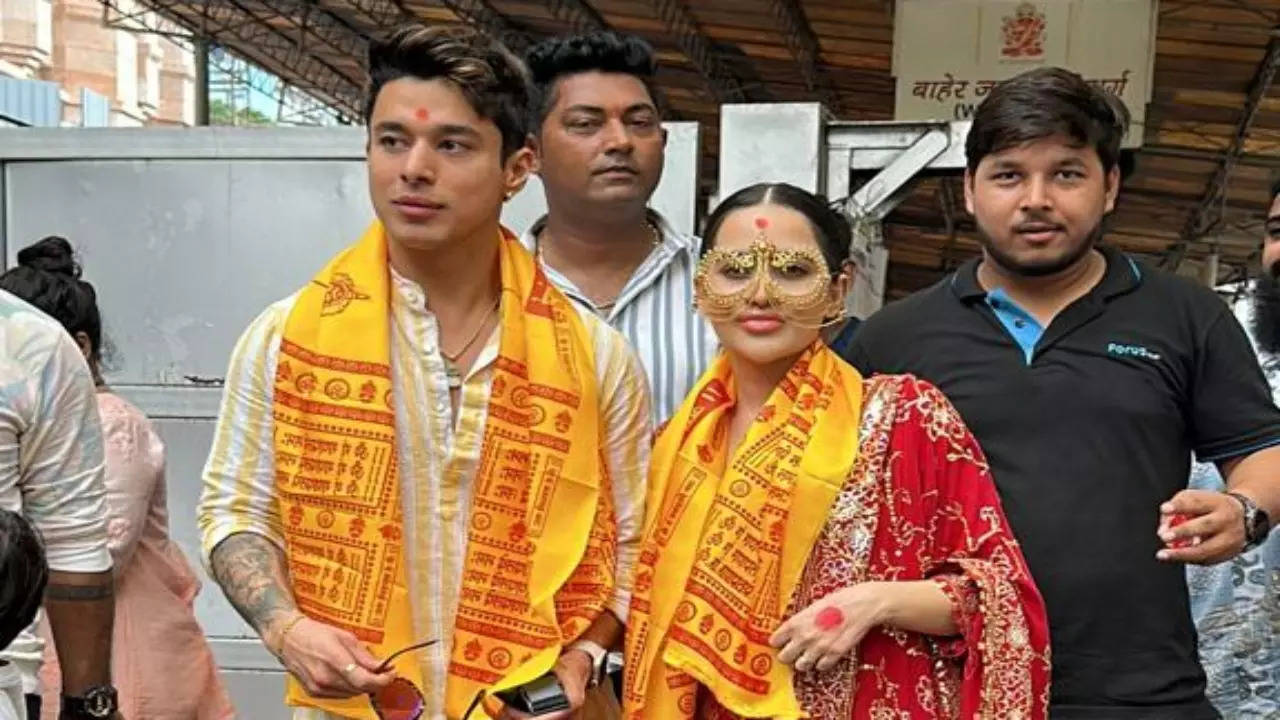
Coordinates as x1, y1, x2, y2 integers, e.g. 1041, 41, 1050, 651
893, 0, 1156, 148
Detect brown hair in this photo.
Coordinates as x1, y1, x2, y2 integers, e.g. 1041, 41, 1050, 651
363, 24, 532, 160
965, 67, 1130, 174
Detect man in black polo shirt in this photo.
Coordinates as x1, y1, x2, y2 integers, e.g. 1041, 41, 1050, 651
843, 67, 1280, 719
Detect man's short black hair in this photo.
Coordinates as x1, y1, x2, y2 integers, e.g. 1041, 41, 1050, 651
1270, 176, 1280, 203
524, 31, 659, 132
966, 66, 1130, 174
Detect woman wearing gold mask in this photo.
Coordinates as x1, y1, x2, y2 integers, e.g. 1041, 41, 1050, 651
622, 183, 1050, 719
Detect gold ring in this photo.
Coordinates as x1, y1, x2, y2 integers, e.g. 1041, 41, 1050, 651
342, 662, 358, 676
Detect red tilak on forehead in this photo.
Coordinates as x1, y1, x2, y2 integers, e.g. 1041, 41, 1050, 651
414, 108, 429, 121
754, 217, 769, 230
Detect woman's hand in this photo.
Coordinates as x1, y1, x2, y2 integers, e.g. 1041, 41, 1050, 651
769, 582, 895, 673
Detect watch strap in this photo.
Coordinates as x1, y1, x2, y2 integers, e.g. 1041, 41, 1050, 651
61, 685, 117, 719
568, 639, 608, 687
1226, 491, 1270, 547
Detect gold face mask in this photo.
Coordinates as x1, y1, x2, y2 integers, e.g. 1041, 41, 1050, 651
695, 238, 842, 328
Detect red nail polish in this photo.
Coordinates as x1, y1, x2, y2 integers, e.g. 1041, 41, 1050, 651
1166, 513, 1194, 549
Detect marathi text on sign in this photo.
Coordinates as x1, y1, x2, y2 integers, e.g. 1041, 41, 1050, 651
910, 70, 1132, 121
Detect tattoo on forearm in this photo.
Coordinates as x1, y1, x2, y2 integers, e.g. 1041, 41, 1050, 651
210, 533, 297, 636
44, 583, 113, 601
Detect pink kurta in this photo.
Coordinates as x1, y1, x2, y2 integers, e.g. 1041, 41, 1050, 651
40, 392, 234, 720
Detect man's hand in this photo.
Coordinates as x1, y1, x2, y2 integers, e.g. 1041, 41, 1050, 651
274, 616, 394, 699
1157, 489, 1246, 564
496, 649, 593, 719
209, 533, 394, 697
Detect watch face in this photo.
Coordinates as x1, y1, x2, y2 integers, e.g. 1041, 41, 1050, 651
1249, 509, 1270, 542
84, 687, 116, 718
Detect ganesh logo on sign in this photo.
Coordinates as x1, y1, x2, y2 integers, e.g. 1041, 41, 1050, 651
1001, 2, 1047, 60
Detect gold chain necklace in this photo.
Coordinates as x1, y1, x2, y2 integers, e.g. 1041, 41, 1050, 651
441, 297, 500, 389
536, 222, 662, 314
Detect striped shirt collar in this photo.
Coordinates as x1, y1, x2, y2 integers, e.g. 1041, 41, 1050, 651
518, 210, 699, 317
519, 210, 717, 422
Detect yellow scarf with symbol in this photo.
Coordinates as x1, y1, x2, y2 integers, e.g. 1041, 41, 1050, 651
272, 222, 615, 718
624, 343, 862, 719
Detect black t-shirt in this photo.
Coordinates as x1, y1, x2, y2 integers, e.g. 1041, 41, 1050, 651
843, 247, 1280, 719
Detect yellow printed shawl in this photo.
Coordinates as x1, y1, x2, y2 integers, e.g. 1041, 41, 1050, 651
624, 343, 863, 719
272, 222, 616, 719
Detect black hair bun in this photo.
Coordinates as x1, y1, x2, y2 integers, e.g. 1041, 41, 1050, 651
16, 236, 80, 278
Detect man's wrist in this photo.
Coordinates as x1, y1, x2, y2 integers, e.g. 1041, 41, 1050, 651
60, 684, 118, 719
263, 610, 306, 658
1226, 490, 1272, 548
565, 639, 608, 686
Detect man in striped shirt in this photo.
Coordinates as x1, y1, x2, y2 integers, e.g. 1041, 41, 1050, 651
523, 32, 719, 422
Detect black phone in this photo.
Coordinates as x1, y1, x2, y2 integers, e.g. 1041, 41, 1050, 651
493, 672, 571, 716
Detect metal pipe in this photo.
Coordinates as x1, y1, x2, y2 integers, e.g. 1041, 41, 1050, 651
195, 37, 210, 126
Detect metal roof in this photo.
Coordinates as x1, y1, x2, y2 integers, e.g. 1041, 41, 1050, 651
109, 0, 1280, 297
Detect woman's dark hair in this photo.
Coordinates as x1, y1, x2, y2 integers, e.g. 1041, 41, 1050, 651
0, 237, 102, 364
0, 509, 48, 650
701, 183, 853, 273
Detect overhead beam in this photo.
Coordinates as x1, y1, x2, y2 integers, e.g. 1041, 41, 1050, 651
319, 0, 532, 55
128, 0, 363, 64
338, 0, 685, 120
938, 175, 959, 239
544, 0, 609, 33
129, 0, 363, 115
101, 0, 193, 41
1142, 144, 1280, 168
1162, 34, 1280, 271
1223, 0, 1278, 25
319, 0, 412, 34
769, 0, 843, 114
221, 0, 364, 86
432, 0, 533, 53
651, 0, 749, 103
289, 1, 371, 61
328, 0, 410, 26
531, 0, 683, 119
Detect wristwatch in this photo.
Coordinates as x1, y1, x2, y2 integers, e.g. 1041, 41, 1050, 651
568, 639, 609, 688
60, 685, 118, 719
1226, 491, 1272, 550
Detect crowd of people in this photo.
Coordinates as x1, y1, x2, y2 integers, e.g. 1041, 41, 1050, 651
0, 21, 1277, 720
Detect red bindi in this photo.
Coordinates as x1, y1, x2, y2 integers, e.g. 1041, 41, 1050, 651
814, 606, 844, 631
414, 108, 429, 121
754, 217, 769, 229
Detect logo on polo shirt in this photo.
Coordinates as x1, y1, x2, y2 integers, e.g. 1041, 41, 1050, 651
1106, 342, 1162, 362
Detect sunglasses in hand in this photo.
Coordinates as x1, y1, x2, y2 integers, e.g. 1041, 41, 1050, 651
370, 640, 572, 720
369, 639, 439, 720
460, 670, 571, 719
